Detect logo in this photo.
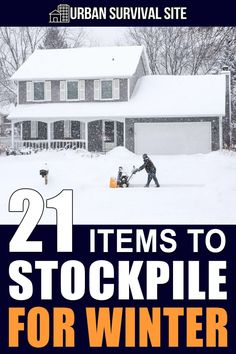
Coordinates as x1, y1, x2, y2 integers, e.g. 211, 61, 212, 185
49, 4, 70, 23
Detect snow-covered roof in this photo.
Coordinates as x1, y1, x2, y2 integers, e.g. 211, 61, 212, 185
8, 74, 226, 122
131, 74, 226, 117
11, 46, 148, 81
0, 104, 14, 116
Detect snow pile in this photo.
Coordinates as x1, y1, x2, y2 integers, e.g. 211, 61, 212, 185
0, 149, 235, 225
106, 146, 136, 159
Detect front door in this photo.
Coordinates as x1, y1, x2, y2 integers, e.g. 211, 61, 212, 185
103, 120, 116, 152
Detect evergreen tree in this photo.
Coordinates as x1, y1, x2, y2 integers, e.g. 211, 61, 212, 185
40, 27, 68, 49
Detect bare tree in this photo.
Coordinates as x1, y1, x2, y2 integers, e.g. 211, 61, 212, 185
0, 27, 45, 73
66, 27, 87, 48
218, 30, 236, 144
187, 27, 235, 74
0, 27, 87, 106
0, 27, 45, 104
127, 27, 235, 75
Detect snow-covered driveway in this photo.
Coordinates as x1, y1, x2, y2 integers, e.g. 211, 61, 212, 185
0, 147, 235, 224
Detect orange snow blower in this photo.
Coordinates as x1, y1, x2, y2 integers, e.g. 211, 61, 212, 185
109, 177, 117, 188
109, 166, 136, 188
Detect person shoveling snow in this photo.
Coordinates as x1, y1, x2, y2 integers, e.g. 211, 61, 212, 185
133, 153, 160, 187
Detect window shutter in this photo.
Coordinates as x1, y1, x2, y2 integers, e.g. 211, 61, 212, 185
60, 81, 66, 101
26, 81, 33, 102
50, 122, 54, 139
79, 80, 85, 101
94, 80, 100, 100
64, 120, 71, 138
31, 121, 38, 139
45, 81, 51, 101
113, 79, 120, 100
80, 122, 85, 139
17, 81, 20, 104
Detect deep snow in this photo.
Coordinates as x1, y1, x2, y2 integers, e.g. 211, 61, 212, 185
0, 147, 236, 224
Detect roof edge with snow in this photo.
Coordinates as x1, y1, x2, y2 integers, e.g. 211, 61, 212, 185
8, 74, 226, 121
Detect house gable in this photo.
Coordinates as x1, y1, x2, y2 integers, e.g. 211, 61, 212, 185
129, 52, 148, 98
14, 46, 150, 105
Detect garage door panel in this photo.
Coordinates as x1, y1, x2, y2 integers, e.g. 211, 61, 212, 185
134, 122, 212, 155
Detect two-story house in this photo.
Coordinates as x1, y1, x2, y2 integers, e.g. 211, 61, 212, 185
8, 45, 229, 154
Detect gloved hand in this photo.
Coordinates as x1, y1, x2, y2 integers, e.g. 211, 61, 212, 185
133, 168, 138, 174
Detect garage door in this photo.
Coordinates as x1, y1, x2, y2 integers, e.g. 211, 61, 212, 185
134, 122, 212, 155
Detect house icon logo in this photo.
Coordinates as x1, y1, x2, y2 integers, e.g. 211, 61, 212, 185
49, 4, 70, 23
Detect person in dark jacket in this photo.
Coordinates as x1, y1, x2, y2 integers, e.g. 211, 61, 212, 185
134, 154, 160, 187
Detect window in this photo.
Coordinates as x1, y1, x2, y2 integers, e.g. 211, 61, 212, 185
71, 121, 81, 139
105, 121, 114, 143
67, 81, 78, 100
94, 79, 120, 100
26, 81, 51, 102
66, 80, 85, 101
34, 82, 44, 101
101, 80, 113, 100
54, 121, 64, 139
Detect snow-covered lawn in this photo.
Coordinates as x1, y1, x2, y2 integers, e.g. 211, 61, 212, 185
0, 147, 236, 224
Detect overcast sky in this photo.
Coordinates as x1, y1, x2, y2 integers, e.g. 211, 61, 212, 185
84, 27, 128, 46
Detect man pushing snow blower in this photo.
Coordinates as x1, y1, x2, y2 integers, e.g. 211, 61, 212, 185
133, 153, 160, 187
